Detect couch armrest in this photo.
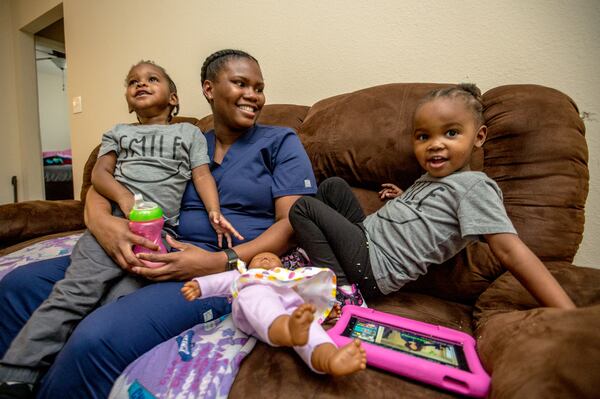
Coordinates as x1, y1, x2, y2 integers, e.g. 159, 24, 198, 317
473, 262, 600, 329
474, 305, 600, 398
0, 200, 84, 250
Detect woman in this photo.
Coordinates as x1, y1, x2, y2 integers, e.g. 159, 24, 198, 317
0, 49, 316, 399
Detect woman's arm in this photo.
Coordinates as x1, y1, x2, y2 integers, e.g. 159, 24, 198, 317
484, 233, 576, 309
85, 187, 156, 270
133, 195, 301, 281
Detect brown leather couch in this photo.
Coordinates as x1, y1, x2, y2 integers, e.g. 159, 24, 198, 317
1, 83, 599, 398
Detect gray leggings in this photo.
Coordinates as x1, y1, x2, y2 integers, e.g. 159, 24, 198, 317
289, 177, 381, 298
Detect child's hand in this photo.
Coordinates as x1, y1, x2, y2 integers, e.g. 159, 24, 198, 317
118, 194, 135, 217
208, 211, 244, 248
181, 280, 201, 301
378, 183, 403, 200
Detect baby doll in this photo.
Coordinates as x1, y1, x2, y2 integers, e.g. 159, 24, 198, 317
182, 252, 366, 376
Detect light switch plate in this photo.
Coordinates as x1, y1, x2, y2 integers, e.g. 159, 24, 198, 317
72, 96, 82, 113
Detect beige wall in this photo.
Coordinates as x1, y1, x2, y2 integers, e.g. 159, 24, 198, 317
1, 0, 63, 202
0, 0, 21, 203
3, 0, 600, 268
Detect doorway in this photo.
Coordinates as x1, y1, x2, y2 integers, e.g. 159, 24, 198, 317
35, 18, 73, 200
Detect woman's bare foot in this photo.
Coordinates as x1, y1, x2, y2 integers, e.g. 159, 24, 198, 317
311, 339, 367, 376
268, 303, 316, 346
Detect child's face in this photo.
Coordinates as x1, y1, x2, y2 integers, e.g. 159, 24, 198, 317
125, 63, 178, 123
202, 57, 265, 131
412, 98, 486, 178
249, 252, 282, 270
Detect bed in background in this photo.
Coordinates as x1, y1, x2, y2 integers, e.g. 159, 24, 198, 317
43, 149, 74, 200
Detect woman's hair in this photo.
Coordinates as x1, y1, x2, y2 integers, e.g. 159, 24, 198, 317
200, 49, 259, 83
126, 60, 179, 120
418, 83, 484, 126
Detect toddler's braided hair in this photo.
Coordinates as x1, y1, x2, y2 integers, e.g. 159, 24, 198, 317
419, 83, 484, 126
200, 49, 259, 83
126, 60, 179, 120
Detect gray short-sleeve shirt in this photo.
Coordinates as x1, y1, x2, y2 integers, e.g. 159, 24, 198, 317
99, 122, 209, 226
363, 171, 516, 295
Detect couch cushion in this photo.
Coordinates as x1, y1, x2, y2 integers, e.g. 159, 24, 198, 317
482, 85, 587, 263
473, 304, 600, 399
230, 291, 473, 399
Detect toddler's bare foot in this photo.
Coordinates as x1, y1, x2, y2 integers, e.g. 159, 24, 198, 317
312, 340, 367, 376
268, 303, 316, 346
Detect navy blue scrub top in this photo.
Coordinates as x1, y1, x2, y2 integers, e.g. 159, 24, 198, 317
178, 124, 317, 251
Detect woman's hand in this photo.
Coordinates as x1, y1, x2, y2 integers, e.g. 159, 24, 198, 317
86, 187, 157, 271
378, 183, 403, 200
133, 235, 226, 281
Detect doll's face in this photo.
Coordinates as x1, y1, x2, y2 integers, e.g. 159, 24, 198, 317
249, 252, 282, 270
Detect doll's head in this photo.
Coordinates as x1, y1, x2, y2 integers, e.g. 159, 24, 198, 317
249, 252, 282, 270
412, 84, 487, 178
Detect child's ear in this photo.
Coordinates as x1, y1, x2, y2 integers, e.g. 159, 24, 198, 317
169, 92, 179, 107
474, 125, 487, 148
202, 80, 214, 101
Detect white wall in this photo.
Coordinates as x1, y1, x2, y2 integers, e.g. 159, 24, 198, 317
3, 0, 600, 268
37, 60, 70, 152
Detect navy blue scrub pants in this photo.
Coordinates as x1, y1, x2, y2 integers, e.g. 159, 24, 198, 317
0, 256, 231, 399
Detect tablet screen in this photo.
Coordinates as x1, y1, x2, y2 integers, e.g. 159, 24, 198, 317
342, 316, 469, 371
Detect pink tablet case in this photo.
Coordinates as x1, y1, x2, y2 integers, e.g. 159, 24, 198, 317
327, 305, 490, 398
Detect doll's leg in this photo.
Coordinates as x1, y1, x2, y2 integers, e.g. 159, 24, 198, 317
234, 285, 314, 347
289, 309, 367, 375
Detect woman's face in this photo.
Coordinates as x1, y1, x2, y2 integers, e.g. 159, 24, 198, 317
203, 57, 265, 132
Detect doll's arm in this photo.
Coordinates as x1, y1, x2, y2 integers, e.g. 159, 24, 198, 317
484, 233, 575, 309
192, 270, 239, 298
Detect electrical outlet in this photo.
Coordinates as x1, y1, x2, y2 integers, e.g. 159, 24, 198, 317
72, 96, 82, 113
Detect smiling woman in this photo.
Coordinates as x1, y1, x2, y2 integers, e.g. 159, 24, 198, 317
0, 49, 317, 398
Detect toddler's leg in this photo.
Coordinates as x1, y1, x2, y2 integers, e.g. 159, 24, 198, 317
290, 196, 368, 286
0, 231, 124, 384
316, 177, 366, 223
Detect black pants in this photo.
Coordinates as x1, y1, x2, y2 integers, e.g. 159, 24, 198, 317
290, 177, 382, 298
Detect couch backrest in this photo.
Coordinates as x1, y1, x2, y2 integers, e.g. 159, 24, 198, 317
79, 83, 587, 304
294, 83, 587, 303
